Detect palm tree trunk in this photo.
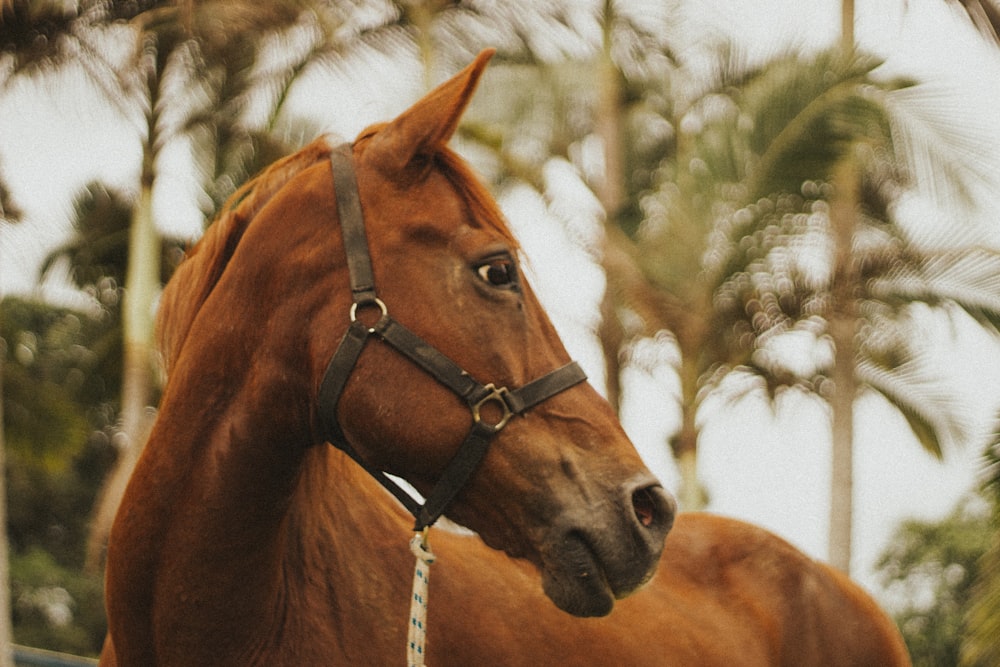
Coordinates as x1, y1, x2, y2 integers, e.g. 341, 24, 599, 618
841, 0, 855, 50
86, 151, 161, 572
823, 0, 860, 577
673, 350, 706, 511
598, 287, 625, 411
672, 418, 701, 511
594, 5, 627, 409
404, 1, 436, 91
828, 153, 859, 573
594, 53, 625, 218
0, 341, 14, 667
593, 22, 708, 507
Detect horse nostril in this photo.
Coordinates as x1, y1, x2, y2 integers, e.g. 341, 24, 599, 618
632, 487, 658, 527
629, 484, 675, 534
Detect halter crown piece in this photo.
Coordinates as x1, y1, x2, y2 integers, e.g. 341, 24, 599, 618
317, 144, 587, 532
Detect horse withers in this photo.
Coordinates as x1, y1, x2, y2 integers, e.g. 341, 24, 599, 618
100, 50, 909, 666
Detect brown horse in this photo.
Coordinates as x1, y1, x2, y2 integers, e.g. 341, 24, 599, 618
100, 51, 909, 666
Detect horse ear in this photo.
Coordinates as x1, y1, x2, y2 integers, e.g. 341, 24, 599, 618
364, 48, 495, 174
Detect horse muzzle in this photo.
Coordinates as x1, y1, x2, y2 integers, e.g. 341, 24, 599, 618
539, 476, 676, 617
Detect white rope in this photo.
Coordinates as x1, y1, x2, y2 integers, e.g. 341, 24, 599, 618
407, 531, 436, 667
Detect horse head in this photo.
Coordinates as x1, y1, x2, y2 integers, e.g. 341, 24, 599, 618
153, 50, 674, 621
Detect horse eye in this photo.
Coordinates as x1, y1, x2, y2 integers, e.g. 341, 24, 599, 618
476, 258, 518, 288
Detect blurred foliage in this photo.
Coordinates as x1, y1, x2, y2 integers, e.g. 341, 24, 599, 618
1, 298, 119, 461
10, 548, 106, 657
875, 494, 991, 667
43, 182, 187, 322
962, 421, 1000, 666
2, 297, 118, 655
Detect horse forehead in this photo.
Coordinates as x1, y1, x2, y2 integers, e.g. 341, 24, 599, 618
365, 168, 466, 222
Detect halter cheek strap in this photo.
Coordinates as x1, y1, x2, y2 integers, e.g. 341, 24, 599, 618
317, 143, 586, 532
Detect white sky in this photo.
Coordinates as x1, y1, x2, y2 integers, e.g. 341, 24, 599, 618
2, 0, 1000, 598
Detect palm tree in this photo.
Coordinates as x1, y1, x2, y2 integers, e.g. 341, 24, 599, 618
683, 43, 1000, 572
76, 1, 337, 569
1, 4, 135, 659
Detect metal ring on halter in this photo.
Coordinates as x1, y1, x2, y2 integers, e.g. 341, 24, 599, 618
471, 384, 514, 433
349, 298, 388, 332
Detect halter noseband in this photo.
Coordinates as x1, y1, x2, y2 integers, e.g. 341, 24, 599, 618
317, 144, 587, 532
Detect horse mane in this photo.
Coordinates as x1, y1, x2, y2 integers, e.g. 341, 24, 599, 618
157, 139, 334, 373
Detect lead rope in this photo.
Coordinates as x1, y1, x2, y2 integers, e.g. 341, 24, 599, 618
407, 529, 436, 667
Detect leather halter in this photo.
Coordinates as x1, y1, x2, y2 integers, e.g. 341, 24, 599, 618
317, 144, 587, 532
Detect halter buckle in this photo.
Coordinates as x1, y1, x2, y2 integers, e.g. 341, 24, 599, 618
471, 384, 514, 433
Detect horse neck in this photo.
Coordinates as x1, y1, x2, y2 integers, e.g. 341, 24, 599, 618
277, 446, 420, 657
287, 446, 415, 581
111, 359, 416, 661
133, 344, 314, 563
152, 317, 417, 572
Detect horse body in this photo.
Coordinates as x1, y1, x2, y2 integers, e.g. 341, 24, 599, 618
106, 443, 910, 666
425, 510, 909, 666
100, 51, 909, 666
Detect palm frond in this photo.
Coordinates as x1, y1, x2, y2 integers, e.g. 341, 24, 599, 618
40, 183, 132, 288
948, 0, 1000, 47
857, 352, 968, 458
742, 51, 881, 151
884, 82, 999, 212
0, 167, 22, 221
869, 246, 1000, 331
744, 56, 905, 199
0, 0, 82, 76
1, 0, 136, 113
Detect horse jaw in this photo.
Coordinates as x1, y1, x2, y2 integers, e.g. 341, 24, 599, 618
458, 472, 676, 619
539, 537, 617, 617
